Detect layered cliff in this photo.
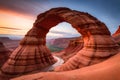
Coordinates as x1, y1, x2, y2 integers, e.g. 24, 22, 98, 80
47, 37, 78, 49
0, 41, 10, 67
0, 37, 20, 51
47, 37, 78, 52
54, 37, 83, 61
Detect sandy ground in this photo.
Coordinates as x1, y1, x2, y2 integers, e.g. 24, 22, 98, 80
12, 53, 120, 80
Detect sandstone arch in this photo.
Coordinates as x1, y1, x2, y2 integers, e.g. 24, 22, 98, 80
1, 7, 119, 75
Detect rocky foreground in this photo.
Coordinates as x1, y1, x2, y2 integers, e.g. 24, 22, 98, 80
12, 52, 120, 80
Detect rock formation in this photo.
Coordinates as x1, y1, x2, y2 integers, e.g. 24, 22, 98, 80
1, 7, 119, 76
54, 37, 83, 61
47, 37, 78, 49
112, 26, 120, 36
112, 26, 120, 43
12, 52, 120, 80
0, 37, 20, 51
1, 28, 56, 75
0, 41, 10, 67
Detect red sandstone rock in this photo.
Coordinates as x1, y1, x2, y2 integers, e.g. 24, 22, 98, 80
48, 37, 76, 49
112, 26, 120, 43
1, 7, 120, 77
0, 41, 10, 67
54, 37, 83, 61
12, 52, 120, 80
112, 26, 120, 36
1, 28, 56, 75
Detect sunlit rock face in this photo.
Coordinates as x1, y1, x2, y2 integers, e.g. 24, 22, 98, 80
112, 26, 120, 43
112, 26, 120, 36
1, 7, 120, 75
0, 41, 10, 67
54, 37, 84, 62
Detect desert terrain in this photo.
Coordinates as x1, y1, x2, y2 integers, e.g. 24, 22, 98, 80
0, 7, 120, 80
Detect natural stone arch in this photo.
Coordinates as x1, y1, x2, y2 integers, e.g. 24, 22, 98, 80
1, 7, 119, 75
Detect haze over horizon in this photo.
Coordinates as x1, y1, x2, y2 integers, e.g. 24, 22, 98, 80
0, 0, 120, 39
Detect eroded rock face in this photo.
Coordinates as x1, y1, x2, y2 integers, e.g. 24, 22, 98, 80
54, 37, 84, 61
1, 7, 120, 75
112, 26, 120, 43
48, 38, 75, 49
0, 41, 10, 67
1, 28, 56, 75
112, 26, 120, 36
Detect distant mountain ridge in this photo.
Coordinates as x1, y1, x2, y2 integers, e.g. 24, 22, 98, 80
0, 34, 23, 40
0, 37, 12, 42
0, 37, 20, 51
0, 36, 79, 52
47, 37, 80, 49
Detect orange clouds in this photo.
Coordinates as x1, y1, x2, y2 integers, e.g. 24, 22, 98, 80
0, 9, 35, 35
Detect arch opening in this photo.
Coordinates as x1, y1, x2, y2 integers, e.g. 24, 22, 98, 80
47, 22, 80, 39
1, 7, 120, 75
46, 22, 81, 52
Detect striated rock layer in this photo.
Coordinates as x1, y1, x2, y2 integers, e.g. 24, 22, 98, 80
54, 37, 84, 61
1, 7, 120, 75
1, 28, 56, 75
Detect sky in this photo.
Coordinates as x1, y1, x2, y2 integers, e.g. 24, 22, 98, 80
0, 0, 120, 39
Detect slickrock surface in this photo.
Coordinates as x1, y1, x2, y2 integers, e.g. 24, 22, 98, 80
1, 7, 119, 77
112, 26, 120, 43
11, 53, 120, 80
54, 37, 83, 61
0, 41, 10, 67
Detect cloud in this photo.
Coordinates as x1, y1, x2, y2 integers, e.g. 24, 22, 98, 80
50, 30, 71, 35
0, 27, 22, 30
0, 0, 50, 16
49, 30, 80, 37
0, 0, 119, 34
47, 30, 80, 39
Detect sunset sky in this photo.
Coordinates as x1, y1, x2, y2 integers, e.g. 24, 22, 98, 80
0, 0, 120, 39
